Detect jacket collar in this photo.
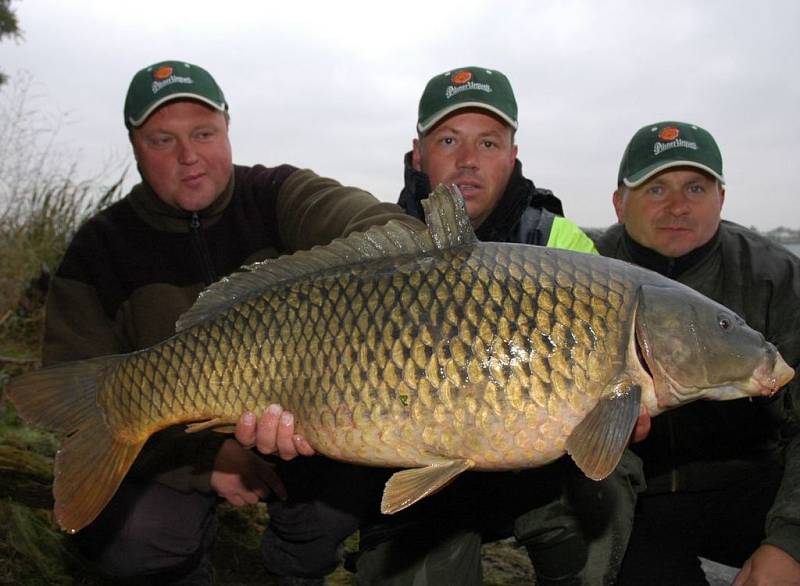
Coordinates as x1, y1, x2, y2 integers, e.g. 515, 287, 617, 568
622, 226, 721, 278
127, 168, 235, 232
397, 152, 563, 241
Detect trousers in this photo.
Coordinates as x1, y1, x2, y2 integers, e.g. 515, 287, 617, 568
618, 463, 782, 585
261, 451, 644, 585
71, 477, 217, 584
355, 450, 644, 586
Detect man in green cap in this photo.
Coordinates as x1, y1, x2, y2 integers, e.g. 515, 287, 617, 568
596, 121, 800, 584
41, 59, 423, 585
399, 66, 596, 247
348, 66, 646, 585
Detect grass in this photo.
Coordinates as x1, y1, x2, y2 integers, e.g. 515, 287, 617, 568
0, 73, 124, 585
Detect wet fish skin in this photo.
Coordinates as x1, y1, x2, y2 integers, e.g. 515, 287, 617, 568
4, 185, 794, 533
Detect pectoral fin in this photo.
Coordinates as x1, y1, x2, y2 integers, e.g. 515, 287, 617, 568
381, 458, 474, 514
566, 383, 641, 481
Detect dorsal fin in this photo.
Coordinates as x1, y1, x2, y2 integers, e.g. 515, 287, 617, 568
422, 183, 477, 249
176, 184, 475, 331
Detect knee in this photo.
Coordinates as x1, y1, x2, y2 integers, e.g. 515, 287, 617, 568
72, 483, 216, 579
262, 531, 346, 577
74, 512, 211, 579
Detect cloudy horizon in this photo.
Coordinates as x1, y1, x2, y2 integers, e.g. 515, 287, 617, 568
4, 0, 799, 230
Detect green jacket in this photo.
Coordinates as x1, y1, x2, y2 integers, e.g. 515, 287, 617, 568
596, 221, 800, 561
42, 165, 424, 493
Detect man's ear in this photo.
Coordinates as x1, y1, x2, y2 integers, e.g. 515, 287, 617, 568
411, 138, 423, 171
612, 189, 625, 222
718, 186, 726, 210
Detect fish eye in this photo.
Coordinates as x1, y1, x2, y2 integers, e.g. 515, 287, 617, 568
718, 314, 733, 331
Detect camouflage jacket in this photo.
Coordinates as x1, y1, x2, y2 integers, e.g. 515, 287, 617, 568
596, 221, 800, 561
42, 165, 423, 494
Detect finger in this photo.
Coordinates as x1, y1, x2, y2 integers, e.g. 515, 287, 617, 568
234, 412, 257, 448
630, 409, 652, 444
293, 434, 316, 457
226, 493, 247, 507
731, 559, 751, 586
253, 459, 288, 500
276, 411, 299, 460
241, 489, 263, 506
255, 404, 283, 455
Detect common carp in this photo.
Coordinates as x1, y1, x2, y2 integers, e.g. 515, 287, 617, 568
4, 185, 794, 534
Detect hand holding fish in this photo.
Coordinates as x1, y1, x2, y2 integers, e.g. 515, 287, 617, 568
210, 439, 287, 506
732, 544, 800, 586
234, 405, 315, 459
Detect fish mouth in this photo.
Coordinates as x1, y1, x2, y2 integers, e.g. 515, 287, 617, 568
752, 344, 795, 397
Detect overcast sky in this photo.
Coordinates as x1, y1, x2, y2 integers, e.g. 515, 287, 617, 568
4, 0, 799, 229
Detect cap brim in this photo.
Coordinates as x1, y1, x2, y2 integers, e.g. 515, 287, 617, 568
418, 102, 518, 133
623, 160, 725, 188
127, 93, 227, 128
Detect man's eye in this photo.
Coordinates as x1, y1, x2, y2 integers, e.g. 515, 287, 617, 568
688, 184, 705, 194
482, 140, 496, 149
442, 137, 454, 145
149, 137, 173, 147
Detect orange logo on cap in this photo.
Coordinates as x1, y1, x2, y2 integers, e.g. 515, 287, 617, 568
658, 127, 680, 141
153, 66, 174, 81
451, 71, 472, 85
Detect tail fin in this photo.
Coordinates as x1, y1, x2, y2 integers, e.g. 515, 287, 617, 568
4, 357, 146, 533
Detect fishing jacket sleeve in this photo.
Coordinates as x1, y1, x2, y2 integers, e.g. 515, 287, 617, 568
42, 165, 424, 494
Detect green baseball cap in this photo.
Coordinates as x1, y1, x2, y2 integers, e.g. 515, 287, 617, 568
618, 121, 724, 187
417, 66, 518, 133
124, 60, 228, 128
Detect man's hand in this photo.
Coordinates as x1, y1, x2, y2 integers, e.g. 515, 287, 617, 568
234, 404, 315, 459
733, 544, 800, 585
210, 438, 287, 506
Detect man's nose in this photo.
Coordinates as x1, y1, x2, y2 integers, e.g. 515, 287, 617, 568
665, 190, 690, 214
456, 142, 478, 169
176, 138, 199, 165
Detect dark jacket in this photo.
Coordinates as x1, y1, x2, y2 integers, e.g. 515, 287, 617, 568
397, 153, 594, 250
596, 221, 800, 560
43, 165, 423, 493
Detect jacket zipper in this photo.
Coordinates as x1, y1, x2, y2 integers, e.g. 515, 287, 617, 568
189, 212, 217, 285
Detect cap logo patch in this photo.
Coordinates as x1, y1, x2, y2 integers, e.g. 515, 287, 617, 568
653, 133, 698, 156
150, 69, 194, 95
658, 127, 680, 141
451, 70, 473, 85
445, 70, 492, 100
153, 66, 174, 81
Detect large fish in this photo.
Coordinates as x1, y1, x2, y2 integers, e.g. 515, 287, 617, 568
4, 185, 794, 533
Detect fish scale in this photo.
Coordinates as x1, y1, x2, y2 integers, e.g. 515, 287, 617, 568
5, 184, 793, 533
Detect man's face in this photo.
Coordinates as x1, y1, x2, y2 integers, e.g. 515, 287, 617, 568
413, 110, 517, 228
613, 168, 725, 258
130, 100, 232, 212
